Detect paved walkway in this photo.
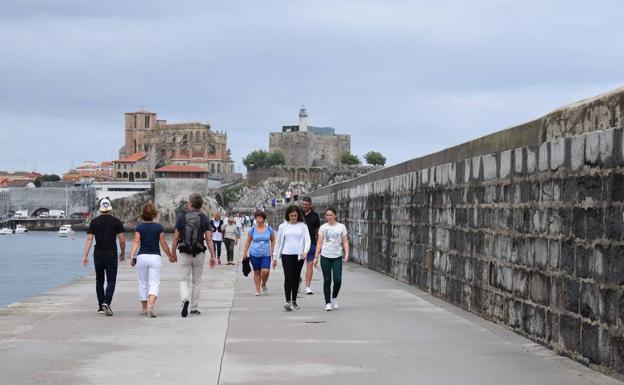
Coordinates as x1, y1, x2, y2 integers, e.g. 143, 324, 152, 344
1, 246, 622, 385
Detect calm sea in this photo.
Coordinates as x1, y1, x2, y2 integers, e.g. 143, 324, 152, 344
0, 232, 92, 307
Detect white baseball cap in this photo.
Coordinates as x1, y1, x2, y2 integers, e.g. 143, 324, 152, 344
99, 198, 112, 212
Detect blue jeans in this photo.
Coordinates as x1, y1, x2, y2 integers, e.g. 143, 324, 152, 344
94, 257, 118, 307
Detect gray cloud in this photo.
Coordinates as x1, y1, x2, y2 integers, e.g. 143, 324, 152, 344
0, 0, 622, 174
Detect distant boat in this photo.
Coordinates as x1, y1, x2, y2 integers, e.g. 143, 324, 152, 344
0, 227, 12, 235
14, 224, 28, 234
58, 224, 74, 237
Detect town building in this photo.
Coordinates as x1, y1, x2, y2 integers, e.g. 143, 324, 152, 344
119, 111, 237, 181
62, 161, 113, 182
269, 108, 351, 168
112, 152, 149, 182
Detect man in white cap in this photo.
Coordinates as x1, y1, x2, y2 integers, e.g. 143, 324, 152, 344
82, 198, 126, 316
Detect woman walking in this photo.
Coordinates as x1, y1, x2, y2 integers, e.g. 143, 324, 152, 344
129, 203, 173, 318
223, 216, 240, 265
314, 207, 349, 311
273, 205, 310, 311
243, 211, 275, 296
211, 212, 225, 265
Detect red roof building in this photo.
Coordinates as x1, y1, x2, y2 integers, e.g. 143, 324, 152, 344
154, 165, 208, 179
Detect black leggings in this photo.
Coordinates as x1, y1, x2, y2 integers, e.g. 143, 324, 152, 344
223, 238, 235, 262
281, 254, 304, 302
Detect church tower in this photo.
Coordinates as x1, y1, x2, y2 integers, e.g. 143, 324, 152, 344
123, 111, 157, 157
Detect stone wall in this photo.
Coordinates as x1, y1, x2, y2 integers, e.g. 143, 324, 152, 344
1, 187, 97, 217
246, 166, 330, 187
279, 87, 624, 377
154, 178, 221, 229
269, 131, 350, 167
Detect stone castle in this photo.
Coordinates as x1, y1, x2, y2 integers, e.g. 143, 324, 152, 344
269, 108, 350, 168
117, 111, 236, 181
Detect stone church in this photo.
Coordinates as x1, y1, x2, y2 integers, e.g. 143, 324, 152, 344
117, 111, 236, 180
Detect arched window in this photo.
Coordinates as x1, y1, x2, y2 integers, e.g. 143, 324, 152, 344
135, 172, 140, 179
195, 132, 200, 142
123, 172, 128, 178
217, 164, 221, 173
116, 172, 122, 178
211, 164, 215, 173
141, 172, 147, 179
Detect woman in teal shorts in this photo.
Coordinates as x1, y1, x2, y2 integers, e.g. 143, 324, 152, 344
243, 210, 275, 296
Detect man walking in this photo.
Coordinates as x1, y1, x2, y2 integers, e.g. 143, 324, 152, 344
172, 193, 217, 317
82, 198, 125, 316
301, 196, 321, 294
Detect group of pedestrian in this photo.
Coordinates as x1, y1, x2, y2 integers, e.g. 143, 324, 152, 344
241, 196, 349, 312
82, 194, 349, 317
82, 193, 221, 318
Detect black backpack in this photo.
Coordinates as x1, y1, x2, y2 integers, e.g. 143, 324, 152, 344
178, 212, 206, 256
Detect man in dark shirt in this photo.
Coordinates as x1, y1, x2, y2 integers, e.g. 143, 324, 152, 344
301, 196, 321, 295
171, 193, 216, 317
82, 198, 125, 316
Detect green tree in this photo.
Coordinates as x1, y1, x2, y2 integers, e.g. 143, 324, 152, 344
266, 150, 285, 166
364, 151, 386, 166
340, 152, 360, 165
34, 174, 61, 187
243, 149, 269, 170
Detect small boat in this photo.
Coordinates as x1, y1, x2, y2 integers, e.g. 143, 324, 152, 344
0, 227, 12, 235
58, 224, 74, 237
14, 224, 28, 234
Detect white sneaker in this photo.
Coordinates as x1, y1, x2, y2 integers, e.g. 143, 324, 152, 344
325, 303, 332, 311
262, 286, 268, 295
305, 287, 313, 295
331, 298, 339, 310
284, 302, 293, 311
254, 291, 260, 296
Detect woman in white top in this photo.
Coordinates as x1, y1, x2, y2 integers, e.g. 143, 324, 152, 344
273, 205, 311, 311
211, 212, 225, 265
223, 216, 240, 265
314, 207, 349, 311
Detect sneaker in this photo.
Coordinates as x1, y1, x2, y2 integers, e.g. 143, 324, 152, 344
101, 303, 113, 316
217, 258, 222, 265
284, 302, 293, 311
292, 302, 299, 310
325, 303, 332, 311
181, 300, 190, 318
140, 309, 148, 316
147, 307, 157, 318
190, 309, 201, 315
97, 306, 105, 314
305, 287, 313, 295
331, 298, 339, 310
262, 286, 268, 295
255, 291, 261, 296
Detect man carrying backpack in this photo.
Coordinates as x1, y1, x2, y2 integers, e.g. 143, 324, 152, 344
171, 193, 216, 317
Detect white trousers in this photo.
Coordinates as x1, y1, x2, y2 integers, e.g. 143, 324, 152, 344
136, 253, 162, 300
179, 252, 205, 310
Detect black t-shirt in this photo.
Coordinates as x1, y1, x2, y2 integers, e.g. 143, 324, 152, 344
175, 210, 211, 244
304, 209, 321, 244
87, 214, 124, 259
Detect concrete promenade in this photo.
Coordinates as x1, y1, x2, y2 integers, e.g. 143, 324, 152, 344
1, 250, 623, 385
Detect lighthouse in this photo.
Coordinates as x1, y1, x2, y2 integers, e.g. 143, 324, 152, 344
298, 106, 308, 132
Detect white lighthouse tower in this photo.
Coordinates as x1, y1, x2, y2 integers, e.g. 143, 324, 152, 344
298, 106, 308, 132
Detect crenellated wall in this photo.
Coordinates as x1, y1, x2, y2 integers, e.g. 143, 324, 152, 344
268, 87, 624, 378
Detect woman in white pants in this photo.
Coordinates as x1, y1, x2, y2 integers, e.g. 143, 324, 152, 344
130, 203, 173, 318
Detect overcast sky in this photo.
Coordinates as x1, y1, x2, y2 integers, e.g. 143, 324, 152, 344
0, 1, 622, 175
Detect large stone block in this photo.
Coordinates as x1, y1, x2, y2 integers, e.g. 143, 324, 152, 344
560, 314, 582, 353
500, 150, 512, 178
482, 154, 498, 180
585, 131, 601, 165
529, 272, 551, 306
570, 134, 586, 171
580, 282, 598, 321
564, 278, 580, 313
550, 137, 568, 171
538, 142, 550, 172
582, 323, 611, 366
